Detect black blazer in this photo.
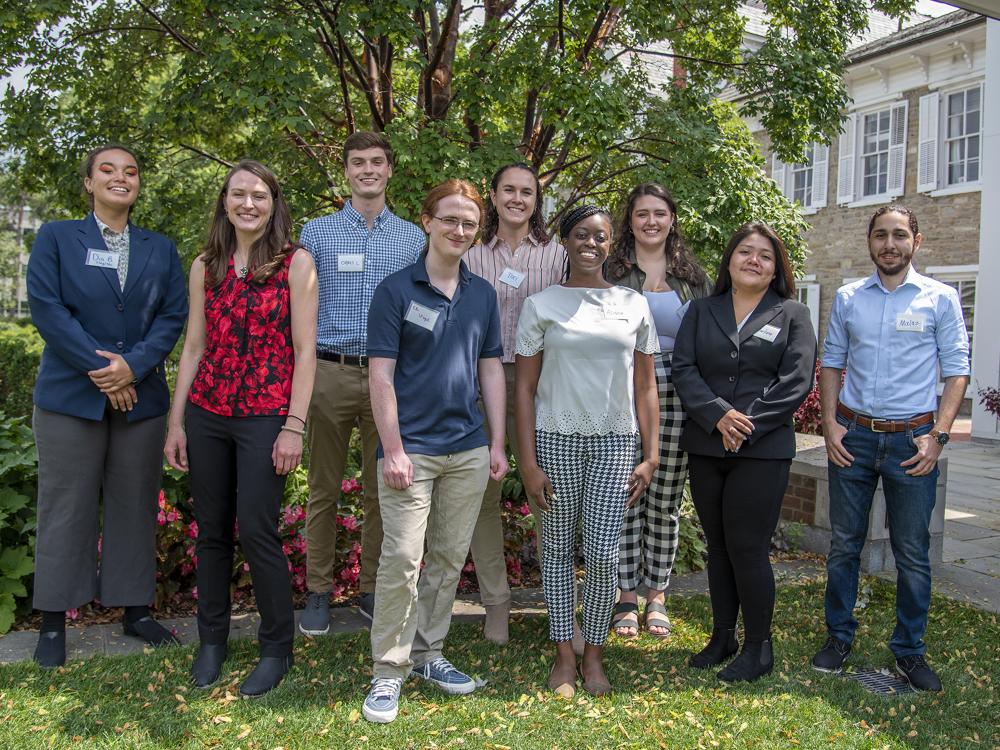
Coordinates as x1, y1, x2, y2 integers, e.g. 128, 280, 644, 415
672, 289, 816, 459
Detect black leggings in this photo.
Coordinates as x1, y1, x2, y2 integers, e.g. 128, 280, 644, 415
687, 454, 790, 642
186, 405, 294, 657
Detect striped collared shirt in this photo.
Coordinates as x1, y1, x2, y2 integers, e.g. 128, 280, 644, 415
465, 233, 566, 363
300, 200, 424, 356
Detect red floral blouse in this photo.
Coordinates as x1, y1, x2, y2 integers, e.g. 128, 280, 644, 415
189, 249, 297, 416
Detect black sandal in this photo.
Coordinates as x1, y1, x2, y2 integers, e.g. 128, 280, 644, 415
643, 601, 672, 639
610, 601, 640, 639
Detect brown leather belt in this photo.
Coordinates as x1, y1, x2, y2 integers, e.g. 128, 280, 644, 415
836, 403, 933, 433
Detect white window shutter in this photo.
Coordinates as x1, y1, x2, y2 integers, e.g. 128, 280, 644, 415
837, 113, 857, 204
803, 283, 820, 339
917, 92, 939, 193
887, 100, 909, 197
812, 143, 829, 209
772, 153, 787, 198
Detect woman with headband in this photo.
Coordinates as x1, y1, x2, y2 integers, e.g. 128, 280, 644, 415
514, 205, 659, 697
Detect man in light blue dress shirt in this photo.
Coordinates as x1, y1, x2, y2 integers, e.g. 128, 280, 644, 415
298, 132, 424, 636
811, 205, 969, 692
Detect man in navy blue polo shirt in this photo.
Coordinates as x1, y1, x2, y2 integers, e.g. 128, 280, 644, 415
362, 179, 508, 724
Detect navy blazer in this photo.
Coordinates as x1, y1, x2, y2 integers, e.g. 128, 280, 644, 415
671, 289, 816, 459
27, 213, 188, 422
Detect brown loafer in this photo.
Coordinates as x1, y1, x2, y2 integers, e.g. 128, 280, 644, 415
547, 661, 576, 699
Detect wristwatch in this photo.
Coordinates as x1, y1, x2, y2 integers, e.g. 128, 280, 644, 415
930, 429, 950, 446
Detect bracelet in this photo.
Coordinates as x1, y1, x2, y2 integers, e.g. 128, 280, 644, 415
286, 414, 306, 427
280, 424, 305, 436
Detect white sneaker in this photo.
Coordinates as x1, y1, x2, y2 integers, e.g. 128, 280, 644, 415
363, 677, 403, 723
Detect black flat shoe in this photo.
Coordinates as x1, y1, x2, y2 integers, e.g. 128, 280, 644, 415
123, 616, 180, 647
33, 630, 66, 668
191, 643, 228, 688
239, 655, 293, 698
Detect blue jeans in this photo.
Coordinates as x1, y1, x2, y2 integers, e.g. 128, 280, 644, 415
824, 412, 937, 657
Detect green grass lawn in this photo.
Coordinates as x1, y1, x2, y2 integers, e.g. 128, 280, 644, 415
1, 578, 997, 750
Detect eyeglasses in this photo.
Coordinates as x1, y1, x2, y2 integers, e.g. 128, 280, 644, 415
434, 216, 480, 233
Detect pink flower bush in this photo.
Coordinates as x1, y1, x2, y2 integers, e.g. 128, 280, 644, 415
153, 459, 542, 609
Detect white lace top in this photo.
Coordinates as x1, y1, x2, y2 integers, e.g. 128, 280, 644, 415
516, 285, 659, 435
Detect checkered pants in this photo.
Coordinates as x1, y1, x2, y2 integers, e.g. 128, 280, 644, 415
536, 430, 636, 645
618, 353, 688, 592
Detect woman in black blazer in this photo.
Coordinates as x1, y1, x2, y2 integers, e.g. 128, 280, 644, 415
672, 223, 815, 682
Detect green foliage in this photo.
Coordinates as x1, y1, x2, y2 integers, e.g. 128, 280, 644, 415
0, 415, 38, 634
0, 0, 915, 270
0, 320, 43, 420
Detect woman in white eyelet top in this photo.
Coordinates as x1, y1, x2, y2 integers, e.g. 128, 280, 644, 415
514, 205, 659, 698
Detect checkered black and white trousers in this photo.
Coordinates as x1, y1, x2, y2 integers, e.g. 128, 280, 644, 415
536, 430, 636, 645
618, 354, 688, 592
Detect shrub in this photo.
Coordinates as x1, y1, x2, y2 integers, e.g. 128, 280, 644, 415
0, 415, 38, 633
0, 322, 42, 421
979, 385, 1000, 421
793, 359, 823, 435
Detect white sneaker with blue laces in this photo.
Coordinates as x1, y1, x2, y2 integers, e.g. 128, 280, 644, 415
410, 657, 477, 695
363, 677, 403, 723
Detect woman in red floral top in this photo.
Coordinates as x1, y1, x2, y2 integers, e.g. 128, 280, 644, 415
164, 160, 317, 697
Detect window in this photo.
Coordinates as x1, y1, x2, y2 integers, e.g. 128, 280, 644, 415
918, 83, 984, 192
771, 143, 828, 211
927, 265, 976, 384
796, 275, 820, 338
837, 101, 908, 204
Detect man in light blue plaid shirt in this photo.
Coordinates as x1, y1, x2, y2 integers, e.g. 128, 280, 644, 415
298, 132, 424, 636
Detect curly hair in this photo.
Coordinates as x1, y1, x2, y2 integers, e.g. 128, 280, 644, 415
606, 182, 709, 288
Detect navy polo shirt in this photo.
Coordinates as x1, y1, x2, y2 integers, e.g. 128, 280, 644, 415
367, 252, 503, 457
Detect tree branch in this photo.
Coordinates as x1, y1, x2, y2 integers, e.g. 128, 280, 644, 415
132, 0, 203, 55
178, 143, 232, 168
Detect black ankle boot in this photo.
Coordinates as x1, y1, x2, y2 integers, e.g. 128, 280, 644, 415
239, 654, 293, 698
191, 643, 228, 688
718, 638, 774, 682
689, 628, 739, 669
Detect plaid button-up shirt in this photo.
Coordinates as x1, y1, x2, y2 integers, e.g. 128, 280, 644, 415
94, 215, 130, 290
301, 201, 424, 356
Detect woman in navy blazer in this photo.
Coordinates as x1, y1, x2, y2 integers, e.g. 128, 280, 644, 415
672, 223, 815, 683
27, 144, 188, 667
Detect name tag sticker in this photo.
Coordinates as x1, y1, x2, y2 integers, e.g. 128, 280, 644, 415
86, 248, 119, 269
603, 306, 628, 321
338, 253, 365, 272
404, 301, 440, 332
753, 324, 781, 343
896, 313, 925, 332
498, 267, 525, 288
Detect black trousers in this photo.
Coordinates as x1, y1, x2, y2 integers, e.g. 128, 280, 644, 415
186, 405, 293, 656
687, 453, 791, 642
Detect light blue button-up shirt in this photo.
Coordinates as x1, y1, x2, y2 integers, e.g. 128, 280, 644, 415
300, 201, 424, 355
821, 266, 970, 419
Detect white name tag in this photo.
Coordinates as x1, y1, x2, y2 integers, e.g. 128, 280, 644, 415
896, 313, 925, 332
498, 267, 525, 288
338, 253, 365, 272
86, 248, 119, 269
404, 301, 440, 331
753, 324, 781, 342
603, 306, 628, 321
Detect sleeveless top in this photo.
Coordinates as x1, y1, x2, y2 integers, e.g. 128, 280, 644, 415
189, 248, 297, 417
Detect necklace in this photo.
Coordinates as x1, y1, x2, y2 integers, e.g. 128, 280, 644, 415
237, 264, 248, 278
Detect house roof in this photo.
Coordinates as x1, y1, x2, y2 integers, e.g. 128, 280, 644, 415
847, 9, 985, 64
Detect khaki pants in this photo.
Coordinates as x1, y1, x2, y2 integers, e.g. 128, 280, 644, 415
371, 447, 490, 679
305, 360, 381, 594
469, 363, 545, 605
